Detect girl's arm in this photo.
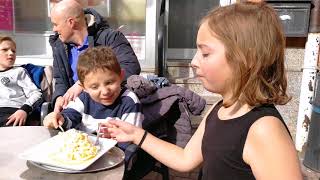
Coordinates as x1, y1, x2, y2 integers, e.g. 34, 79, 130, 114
140, 114, 205, 172
243, 116, 303, 180
108, 116, 204, 172
108, 104, 216, 172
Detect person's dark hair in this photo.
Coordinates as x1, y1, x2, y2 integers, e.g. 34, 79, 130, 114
77, 46, 121, 84
200, 2, 290, 107
0, 35, 16, 48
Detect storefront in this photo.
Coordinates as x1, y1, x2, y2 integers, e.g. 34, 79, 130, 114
0, 0, 160, 73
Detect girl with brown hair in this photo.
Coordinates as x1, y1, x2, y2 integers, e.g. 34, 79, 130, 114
102, 2, 302, 179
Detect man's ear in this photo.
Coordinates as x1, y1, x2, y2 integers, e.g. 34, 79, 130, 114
67, 17, 75, 28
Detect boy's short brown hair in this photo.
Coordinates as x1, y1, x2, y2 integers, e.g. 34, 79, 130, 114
0, 35, 16, 48
77, 46, 121, 84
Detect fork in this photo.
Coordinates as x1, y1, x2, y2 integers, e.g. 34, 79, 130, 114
58, 117, 67, 132
58, 125, 65, 132
95, 123, 101, 145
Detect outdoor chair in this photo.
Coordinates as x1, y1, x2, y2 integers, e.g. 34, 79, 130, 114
22, 63, 53, 126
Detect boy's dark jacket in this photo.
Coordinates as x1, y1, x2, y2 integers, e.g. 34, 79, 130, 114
49, 8, 141, 104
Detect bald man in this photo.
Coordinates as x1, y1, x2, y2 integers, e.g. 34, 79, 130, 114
49, 0, 141, 112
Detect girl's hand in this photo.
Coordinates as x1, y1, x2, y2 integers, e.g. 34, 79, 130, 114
101, 120, 145, 145
6, 110, 27, 126
99, 123, 113, 138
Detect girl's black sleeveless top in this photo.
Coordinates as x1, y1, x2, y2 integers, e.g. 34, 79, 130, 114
201, 101, 290, 180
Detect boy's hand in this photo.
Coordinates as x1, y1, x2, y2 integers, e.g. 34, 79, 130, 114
43, 112, 64, 129
6, 110, 27, 126
54, 96, 65, 112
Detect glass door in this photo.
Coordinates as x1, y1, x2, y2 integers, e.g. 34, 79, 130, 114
166, 0, 220, 60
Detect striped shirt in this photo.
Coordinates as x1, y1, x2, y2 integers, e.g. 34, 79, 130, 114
61, 88, 144, 133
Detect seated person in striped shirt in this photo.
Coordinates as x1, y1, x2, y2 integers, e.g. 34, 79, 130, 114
43, 46, 143, 140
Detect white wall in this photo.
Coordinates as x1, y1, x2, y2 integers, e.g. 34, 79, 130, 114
14, 33, 53, 66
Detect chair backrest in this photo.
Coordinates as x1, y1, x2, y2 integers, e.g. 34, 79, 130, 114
23, 64, 54, 123
40, 65, 54, 102
22, 64, 54, 102
20, 64, 54, 124
124, 75, 206, 180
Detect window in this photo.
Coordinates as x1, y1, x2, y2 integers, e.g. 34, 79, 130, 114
0, 0, 51, 33
0, 0, 14, 32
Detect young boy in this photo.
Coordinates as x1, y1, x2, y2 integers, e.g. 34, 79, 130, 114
0, 36, 42, 126
43, 46, 143, 134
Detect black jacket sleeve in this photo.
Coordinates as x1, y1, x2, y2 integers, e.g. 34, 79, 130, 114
97, 29, 141, 80
52, 54, 69, 103
50, 34, 73, 104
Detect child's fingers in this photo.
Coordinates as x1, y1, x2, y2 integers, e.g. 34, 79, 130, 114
19, 118, 25, 126
101, 134, 111, 138
58, 116, 65, 126
63, 99, 69, 109
5, 119, 13, 126
100, 122, 114, 128
13, 118, 19, 126
17, 118, 21, 126
58, 120, 63, 126
108, 119, 128, 128
63, 93, 71, 101
49, 117, 59, 128
54, 103, 63, 113
107, 119, 120, 124
99, 126, 117, 139
6, 115, 15, 126
106, 127, 121, 136
99, 126, 108, 134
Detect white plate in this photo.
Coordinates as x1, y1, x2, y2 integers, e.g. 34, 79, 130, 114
27, 146, 125, 173
19, 132, 117, 171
